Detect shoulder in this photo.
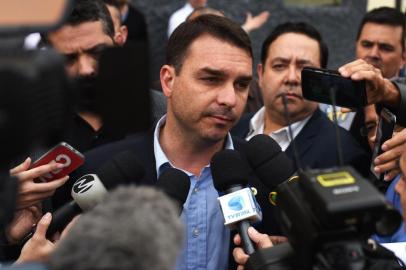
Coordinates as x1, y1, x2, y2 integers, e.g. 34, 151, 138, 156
80, 132, 153, 174
231, 112, 255, 139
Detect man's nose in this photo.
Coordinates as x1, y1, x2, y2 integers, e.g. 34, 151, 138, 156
217, 83, 237, 107
368, 44, 381, 59
78, 55, 97, 77
285, 65, 300, 86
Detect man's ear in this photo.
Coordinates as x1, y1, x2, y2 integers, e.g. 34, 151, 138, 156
120, 25, 128, 44
257, 63, 264, 87
160, 65, 176, 98
114, 26, 128, 46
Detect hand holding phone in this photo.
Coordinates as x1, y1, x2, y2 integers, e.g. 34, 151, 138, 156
302, 67, 367, 108
370, 109, 396, 181
31, 142, 84, 182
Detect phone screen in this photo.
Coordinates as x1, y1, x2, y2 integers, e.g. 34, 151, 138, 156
302, 67, 367, 108
370, 109, 396, 180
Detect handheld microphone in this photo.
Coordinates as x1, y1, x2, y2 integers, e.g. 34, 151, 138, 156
156, 168, 190, 214
211, 149, 262, 255
24, 151, 145, 241
246, 134, 296, 191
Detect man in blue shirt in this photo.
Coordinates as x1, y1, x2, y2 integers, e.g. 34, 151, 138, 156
75, 14, 287, 270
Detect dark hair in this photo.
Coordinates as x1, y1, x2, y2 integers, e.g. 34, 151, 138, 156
260, 22, 328, 68
50, 186, 183, 270
356, 7, 406, 51
166, 14, 253, 74
65, 0, 114, 39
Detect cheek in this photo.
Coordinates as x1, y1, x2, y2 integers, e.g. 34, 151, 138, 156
66, 64, 77, 77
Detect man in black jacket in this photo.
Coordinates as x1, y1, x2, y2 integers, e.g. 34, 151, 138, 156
232, 22, 369, 175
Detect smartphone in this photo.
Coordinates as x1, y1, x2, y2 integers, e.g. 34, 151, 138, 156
301, 67, 367, 108
31, 142, 84, 182
370, 108, 396, 180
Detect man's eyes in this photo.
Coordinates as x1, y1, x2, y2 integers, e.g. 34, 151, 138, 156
201, 77, 220, 83
272, 64, 286, 71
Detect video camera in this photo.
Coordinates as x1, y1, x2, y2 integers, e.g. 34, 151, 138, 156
246, 166, 402, 270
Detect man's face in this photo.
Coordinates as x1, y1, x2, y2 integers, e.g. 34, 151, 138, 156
363, 105, 379, 150
161, 34, 252, 143
48, 21, 114, 78
258, 33, 320, 123
395, 150, 406, 222
356, 22, 405, 78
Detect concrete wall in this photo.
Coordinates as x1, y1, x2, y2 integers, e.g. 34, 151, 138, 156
132, 0, 367, 88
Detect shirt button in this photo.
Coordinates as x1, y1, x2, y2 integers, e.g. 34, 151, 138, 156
193, 187, 199, 193
193, 228, 200, 237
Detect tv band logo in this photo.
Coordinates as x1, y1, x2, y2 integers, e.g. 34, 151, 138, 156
228, 195, 244, 211
73, 175, 96, 194
38, 154, 72, 182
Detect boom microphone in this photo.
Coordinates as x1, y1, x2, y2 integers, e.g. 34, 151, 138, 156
211, 149, 262, 255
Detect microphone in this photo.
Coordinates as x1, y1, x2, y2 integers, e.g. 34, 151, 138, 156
211, 149, 262, 255
246, 134, 296, 205
156, 168, 190, 214
25, 151, 145, 241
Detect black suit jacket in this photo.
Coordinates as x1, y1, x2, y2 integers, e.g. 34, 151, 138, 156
232, 109, 370, 176
123, 5, 148, 45
55, 131, 283, 269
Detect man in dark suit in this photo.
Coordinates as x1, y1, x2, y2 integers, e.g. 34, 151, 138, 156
69, 14, 285, 270
232, 22, 369, 175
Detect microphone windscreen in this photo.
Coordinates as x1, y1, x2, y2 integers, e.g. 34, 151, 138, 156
247, 134, 282, 167
247, 134, 295, 190
96, 151, 145, 189
157, 168, 190, 206
211, 149, 251, 192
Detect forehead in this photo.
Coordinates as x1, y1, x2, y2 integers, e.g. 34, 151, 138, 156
266, 32, 320, 64
358, 22, 403, 46
48, 21, 113, 54
181, 34, 252, 74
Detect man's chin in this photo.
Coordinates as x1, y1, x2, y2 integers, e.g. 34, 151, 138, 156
201, 130, 228, 144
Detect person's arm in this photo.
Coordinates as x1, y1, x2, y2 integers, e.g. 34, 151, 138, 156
338, 59, 405, 123
241, 11, 270, 34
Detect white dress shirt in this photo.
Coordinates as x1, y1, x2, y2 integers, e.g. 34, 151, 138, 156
167, 2, 194, 37
246, 107, 311, 151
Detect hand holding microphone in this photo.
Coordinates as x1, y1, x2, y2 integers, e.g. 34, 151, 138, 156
23, 150, 145, 242
211, 149, 262, 255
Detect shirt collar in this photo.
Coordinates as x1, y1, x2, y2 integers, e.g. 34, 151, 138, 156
153, 115, 234, 177
246, 106, 311, 149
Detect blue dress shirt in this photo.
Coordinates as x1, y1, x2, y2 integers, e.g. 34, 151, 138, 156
154, 116, 232, 270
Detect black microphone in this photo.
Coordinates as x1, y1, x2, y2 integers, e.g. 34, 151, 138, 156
156, 168, 190, 214
246, 134, 296, 191
23, 151, 145, 241
211, 149, 261, 255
